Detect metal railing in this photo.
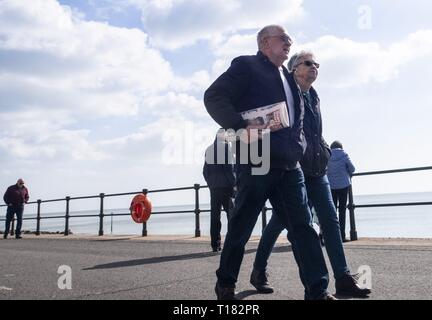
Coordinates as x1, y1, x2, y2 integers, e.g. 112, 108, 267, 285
345, 166, 432, 240
0, 186, 210, 237
1, 166, 431, 240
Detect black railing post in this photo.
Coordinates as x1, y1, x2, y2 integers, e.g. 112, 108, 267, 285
65, 197, 70, 236
142, 189, 148, 237
194, 184, 201, 237
99, 193, 105, 236
36, 200, 42, 236
261, 206, 268, 232
348, 185, 358, 241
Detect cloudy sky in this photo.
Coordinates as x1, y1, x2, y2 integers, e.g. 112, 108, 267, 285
1, 0, 432, 210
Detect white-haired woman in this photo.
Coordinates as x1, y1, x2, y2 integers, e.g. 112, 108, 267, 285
250, 51, 371, 299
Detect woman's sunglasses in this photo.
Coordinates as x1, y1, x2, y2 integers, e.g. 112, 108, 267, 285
297, 60, 320, 69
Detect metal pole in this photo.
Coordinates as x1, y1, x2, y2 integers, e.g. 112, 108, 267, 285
111, 213, 113, 235
194, 184, 201, 237
142, 189, 148, 237
142, 222, 147, 237
99, 193, 105, 236
348, 185, 358, 241
36, 200, 41, 236
261, 206, 268, 232
65, 197, 70, 236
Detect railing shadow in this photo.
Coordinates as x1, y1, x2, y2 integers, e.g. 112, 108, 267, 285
83, 248, 250, 270
83, 245, 292, 271
83, 251, 220, 270
271, 245, 292, 253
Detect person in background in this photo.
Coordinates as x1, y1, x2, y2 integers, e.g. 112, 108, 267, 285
203, 130, 235, 252
327, 141, 355, 242
3, 179, 29, 239
250, 51, 370, 298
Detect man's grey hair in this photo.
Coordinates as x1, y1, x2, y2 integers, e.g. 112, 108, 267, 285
287, 50, 315, 72
257, 25, 285, 50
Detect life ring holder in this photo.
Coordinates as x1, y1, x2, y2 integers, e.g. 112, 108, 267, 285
130, 193, 152, 223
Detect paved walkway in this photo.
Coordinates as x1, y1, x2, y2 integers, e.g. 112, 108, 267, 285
1, 235, 432, 300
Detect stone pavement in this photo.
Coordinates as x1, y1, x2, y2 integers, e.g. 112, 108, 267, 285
1, 235, 432, 300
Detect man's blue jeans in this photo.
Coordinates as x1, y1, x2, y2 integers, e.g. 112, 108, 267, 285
216, 167, 329, 299
254, 174, 349, 280
4, 205, 24, 236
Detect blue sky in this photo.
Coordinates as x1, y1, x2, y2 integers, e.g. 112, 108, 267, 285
1, 0, 432, 210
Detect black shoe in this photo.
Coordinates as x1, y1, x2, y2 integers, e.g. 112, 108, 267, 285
212, 240, 222, 252
3, 234, 7, 239
342, 239, 350, 243
215, 283, 237, 300
250, 269, 274, 294
15, 235, 22, 239
336, 273, 371, 297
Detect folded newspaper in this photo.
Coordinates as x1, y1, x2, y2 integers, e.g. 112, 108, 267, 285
240, 101, 290, 132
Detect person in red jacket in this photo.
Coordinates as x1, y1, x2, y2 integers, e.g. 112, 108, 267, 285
3, 179, 29, 239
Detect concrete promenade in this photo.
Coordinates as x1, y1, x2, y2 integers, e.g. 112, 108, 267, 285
1, 235, 432, 300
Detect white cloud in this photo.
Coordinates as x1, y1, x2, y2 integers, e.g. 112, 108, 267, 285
209, 34, 257, 77
0, 0, 211, 165
0, 109, 109, 161
0, 129, 108, 161
172, 70, 211, 94
98, 115, 218, 160
206, 29, 432, 88
298, 30, 432, 88
116, 0, 305, 49
141, 92, 208, 119
0, 0, 174, 119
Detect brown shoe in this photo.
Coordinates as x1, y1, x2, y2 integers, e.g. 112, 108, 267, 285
336, 273, 371, 297
215, 283, 237, 300
316, 292, 338, 300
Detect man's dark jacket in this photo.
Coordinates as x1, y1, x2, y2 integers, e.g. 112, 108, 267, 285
3, 184, 29, 206
300, 87, 331, 177
204, 51, 306, 170
203, 139, 235, 188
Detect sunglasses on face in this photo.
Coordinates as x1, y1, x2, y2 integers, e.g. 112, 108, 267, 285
267, 34, 292, 45
297, 60, 320, 69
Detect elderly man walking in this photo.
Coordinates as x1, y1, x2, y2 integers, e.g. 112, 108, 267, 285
3, 179, 29, 239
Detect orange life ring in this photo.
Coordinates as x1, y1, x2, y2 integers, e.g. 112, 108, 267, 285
130, 194, 152, 223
